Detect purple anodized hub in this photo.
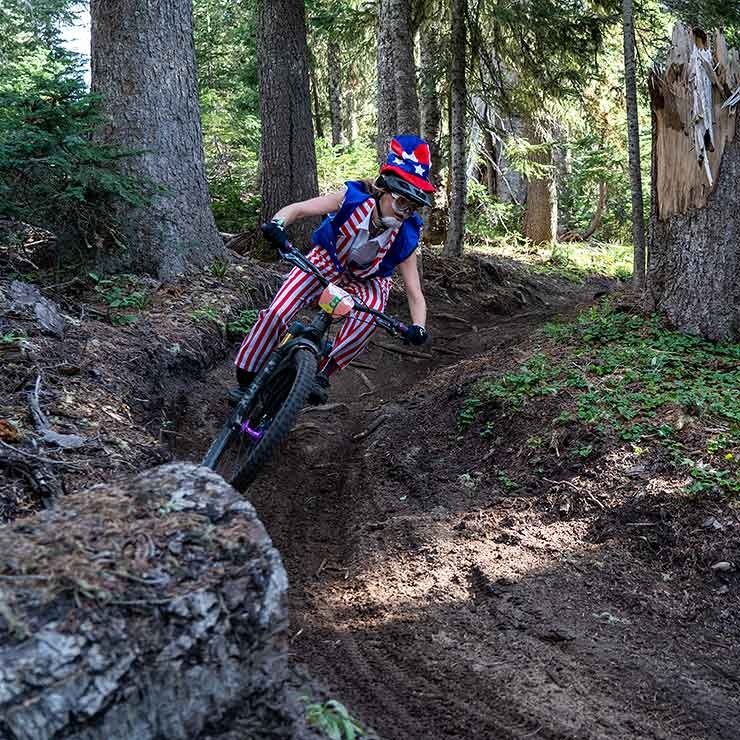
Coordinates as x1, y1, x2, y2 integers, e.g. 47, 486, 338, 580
241, 421, 264, 441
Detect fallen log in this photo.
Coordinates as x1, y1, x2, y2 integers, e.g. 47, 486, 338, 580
0, 463, 294, 740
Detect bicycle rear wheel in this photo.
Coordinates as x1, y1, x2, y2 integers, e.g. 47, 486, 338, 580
208, 348, 317, 491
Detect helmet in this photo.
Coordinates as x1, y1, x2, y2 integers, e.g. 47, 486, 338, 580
376, 172, 432, 209
378, 134, 436, 210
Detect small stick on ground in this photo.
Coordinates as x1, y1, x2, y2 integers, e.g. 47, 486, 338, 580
435, 312, 472, 326
351, 367, 375, 392
302, 403, 349, 414
371, 341, 432, 360
477, 311, 555, 333
433, 346, 462, 357
352, 414, 389, 442
351, 360, 377, 371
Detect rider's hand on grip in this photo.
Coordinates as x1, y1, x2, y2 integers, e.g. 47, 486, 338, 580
261, 220, 289, 251
403, 324, 428, 346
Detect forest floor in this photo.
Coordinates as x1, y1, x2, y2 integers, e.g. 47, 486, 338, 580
2, 240, 740, 739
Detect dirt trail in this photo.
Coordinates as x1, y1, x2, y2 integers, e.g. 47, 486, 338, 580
4, 246, 737, 738
167, 271, 738, 739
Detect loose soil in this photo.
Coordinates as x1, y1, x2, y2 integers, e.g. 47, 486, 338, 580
3, 247, 739, 739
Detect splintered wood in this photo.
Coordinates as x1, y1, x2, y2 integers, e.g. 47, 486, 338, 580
650, 25, 740, 219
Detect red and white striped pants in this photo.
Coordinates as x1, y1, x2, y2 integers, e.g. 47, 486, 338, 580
235, 247, 392, 373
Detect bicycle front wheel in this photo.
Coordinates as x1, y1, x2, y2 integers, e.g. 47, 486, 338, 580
212, 348, 317, 492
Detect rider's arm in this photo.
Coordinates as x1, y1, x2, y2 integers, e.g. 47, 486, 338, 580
273, 190, 345, 225
398, 253, 427, 328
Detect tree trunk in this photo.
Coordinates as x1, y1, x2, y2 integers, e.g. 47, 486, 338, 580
257, 0, 318, 252
377, 0, 397, 162
0, 463, 298, 739
310, 55, 324, 140
443, 0, 467, 258
389, 0, 420, 134
327, 40, 343, 147
523, 119, 557, 244
345, 64, 360, 144
646, 25, 740, 341
496, 115, 527, 205
623, 0, 646, 286
420, 22, 443, 240
91, 0, 222, 281
483, 128, 498, 196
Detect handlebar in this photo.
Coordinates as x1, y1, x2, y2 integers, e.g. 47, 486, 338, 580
274, 240, 409, 338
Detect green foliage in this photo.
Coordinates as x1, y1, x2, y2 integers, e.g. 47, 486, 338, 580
663, 0, 740, 45
208, 170, 261, 235
558, 132, 633, 243
303, 698, 364, 740
469, 0, 619, 115
467, 234, 632, 282
89, 272, 150, 324
1, 328, 26, 344
190, 306, 221, 324
226, 308, 260, 338
315, 138, 378, 192
466, 180, 523, 240
194, 0, 262, 232
0, 67, 147, 245
460, 302, 740, 495
211, 256, 230, 279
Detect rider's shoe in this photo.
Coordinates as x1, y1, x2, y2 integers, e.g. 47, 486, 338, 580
307, 373, 330, 405
227, 368, 256, 407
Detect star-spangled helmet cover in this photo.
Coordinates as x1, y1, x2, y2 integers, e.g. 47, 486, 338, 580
378, 134, 436, 206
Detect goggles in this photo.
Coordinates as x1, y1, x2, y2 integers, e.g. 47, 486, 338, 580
390, 192, 417, 218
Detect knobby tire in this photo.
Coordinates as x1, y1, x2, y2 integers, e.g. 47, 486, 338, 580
211, 348, 317, 491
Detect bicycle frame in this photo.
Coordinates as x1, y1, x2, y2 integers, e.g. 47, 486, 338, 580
202, 242, 410, 472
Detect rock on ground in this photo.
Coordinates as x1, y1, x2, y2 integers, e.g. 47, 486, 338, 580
0, 464, 299, 740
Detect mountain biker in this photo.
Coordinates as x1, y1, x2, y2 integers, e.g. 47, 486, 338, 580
233, 134, 435, 404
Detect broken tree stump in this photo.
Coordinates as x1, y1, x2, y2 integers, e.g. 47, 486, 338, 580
646, 25, 740, 340
0, 463, 293, 740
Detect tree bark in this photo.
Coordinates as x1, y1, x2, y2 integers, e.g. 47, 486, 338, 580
389, 0, 420, 134
522, 119, 557, 244
256, 0, 318, 251
327, 40, 343, 146
483, 128, 498, 196
646, 25, 740, 340
310, 55, 324, 140
420, 33, 443, 183
377, 0, 397, 162
623, 0, 646, 286
0, 463, 297, 739
91, 0, 223, 281
420, 22, 443, 240
443, 0, 467, 257
346, 64, 360, 144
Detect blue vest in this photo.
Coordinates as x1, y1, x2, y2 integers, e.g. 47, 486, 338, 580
311, 181, 422, 278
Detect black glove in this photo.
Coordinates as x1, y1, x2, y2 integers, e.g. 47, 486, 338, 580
261, 219, 289, 251
404, 324, 428, 346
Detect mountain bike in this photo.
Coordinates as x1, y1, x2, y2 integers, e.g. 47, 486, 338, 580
202, 242, 410, 491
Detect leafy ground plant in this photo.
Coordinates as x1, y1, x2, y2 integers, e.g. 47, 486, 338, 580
303, 698, 364, 740
226, 308, 260, 338
88, 273, 151, 325
460, 301, 740, 495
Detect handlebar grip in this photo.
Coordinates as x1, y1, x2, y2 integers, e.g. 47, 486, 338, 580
397, 321, 409, 335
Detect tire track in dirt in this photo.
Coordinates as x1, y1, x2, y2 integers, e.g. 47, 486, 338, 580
177, 276, 695, 739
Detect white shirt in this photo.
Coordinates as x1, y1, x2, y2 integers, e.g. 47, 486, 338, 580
347, 207, 396, 269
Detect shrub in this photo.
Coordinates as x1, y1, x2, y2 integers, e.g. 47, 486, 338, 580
0, 64, 147, 248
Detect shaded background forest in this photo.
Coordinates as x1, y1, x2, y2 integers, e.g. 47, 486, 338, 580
1, 0, 740, 321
